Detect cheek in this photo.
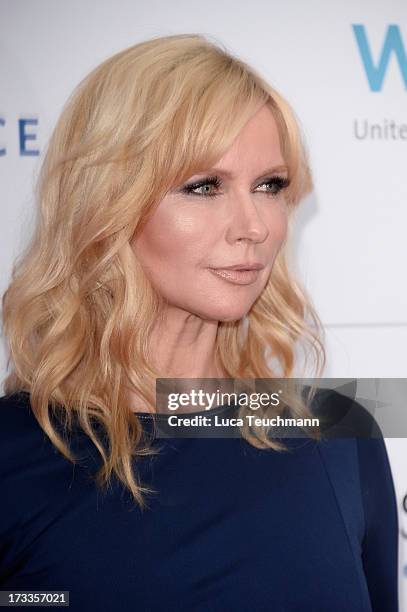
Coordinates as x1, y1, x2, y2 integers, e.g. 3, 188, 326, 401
132, 208, 207, 275
266, 204, 289, 252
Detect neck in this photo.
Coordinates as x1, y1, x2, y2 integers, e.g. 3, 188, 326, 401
127, 305, 228, 412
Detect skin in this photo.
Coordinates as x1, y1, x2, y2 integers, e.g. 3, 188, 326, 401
128, 103, 289, 411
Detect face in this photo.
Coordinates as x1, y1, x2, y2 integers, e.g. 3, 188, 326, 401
131, 103, 289, 322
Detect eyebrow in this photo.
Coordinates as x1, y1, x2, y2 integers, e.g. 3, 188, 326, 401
202, 165, 289, 179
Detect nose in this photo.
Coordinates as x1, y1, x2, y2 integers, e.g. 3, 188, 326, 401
225, 191, 269, 244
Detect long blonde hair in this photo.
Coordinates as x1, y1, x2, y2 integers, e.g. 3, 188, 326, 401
1, 33, 326, 509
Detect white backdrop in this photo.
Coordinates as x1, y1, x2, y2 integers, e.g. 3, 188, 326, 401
1, 0, 406, 606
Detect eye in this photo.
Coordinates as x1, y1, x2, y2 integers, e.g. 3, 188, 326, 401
180, 176, 222, 198
178, 174, 291, 199
255, 176, 290, 197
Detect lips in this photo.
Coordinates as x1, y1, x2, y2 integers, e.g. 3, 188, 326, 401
211, 263, 265, 271
208, 267, 263, 285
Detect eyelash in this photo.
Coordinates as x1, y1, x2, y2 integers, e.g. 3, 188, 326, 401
180, 175, 291, 199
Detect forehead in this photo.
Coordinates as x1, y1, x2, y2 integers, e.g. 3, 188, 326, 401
207, 105, 285, 176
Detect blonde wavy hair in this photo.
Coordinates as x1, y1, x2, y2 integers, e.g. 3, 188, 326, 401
1, 33, 326, 509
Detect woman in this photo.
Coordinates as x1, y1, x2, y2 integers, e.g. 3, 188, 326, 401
0, 34, 399, 610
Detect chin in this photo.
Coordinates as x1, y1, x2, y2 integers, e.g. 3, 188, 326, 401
199, 303, 254, 323
217, 313, 247, 323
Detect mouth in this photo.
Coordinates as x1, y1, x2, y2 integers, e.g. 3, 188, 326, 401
208, 267, 263, 285
212, 263, 265, 271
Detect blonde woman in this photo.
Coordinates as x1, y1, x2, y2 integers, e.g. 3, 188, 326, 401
0, 34, 399, 611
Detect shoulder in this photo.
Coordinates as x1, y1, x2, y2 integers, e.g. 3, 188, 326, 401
0, 391, 44, 442
308, 387, 398, 542
0, 391, 51, 474
308, 386, 396, 487
0, 390, 38, 429
307, 386, 383, 437
306, 387, 398, 519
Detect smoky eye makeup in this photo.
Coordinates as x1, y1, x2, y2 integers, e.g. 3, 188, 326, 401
178, 174, 291, 199
179, 176, 222, 197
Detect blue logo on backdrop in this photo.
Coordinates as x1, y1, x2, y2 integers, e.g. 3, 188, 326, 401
0, 117, 39, 156
352, 24, 407, 91
1, 26, 406, 155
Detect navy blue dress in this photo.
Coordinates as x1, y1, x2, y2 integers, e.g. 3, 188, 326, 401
0, 390, 399, 611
